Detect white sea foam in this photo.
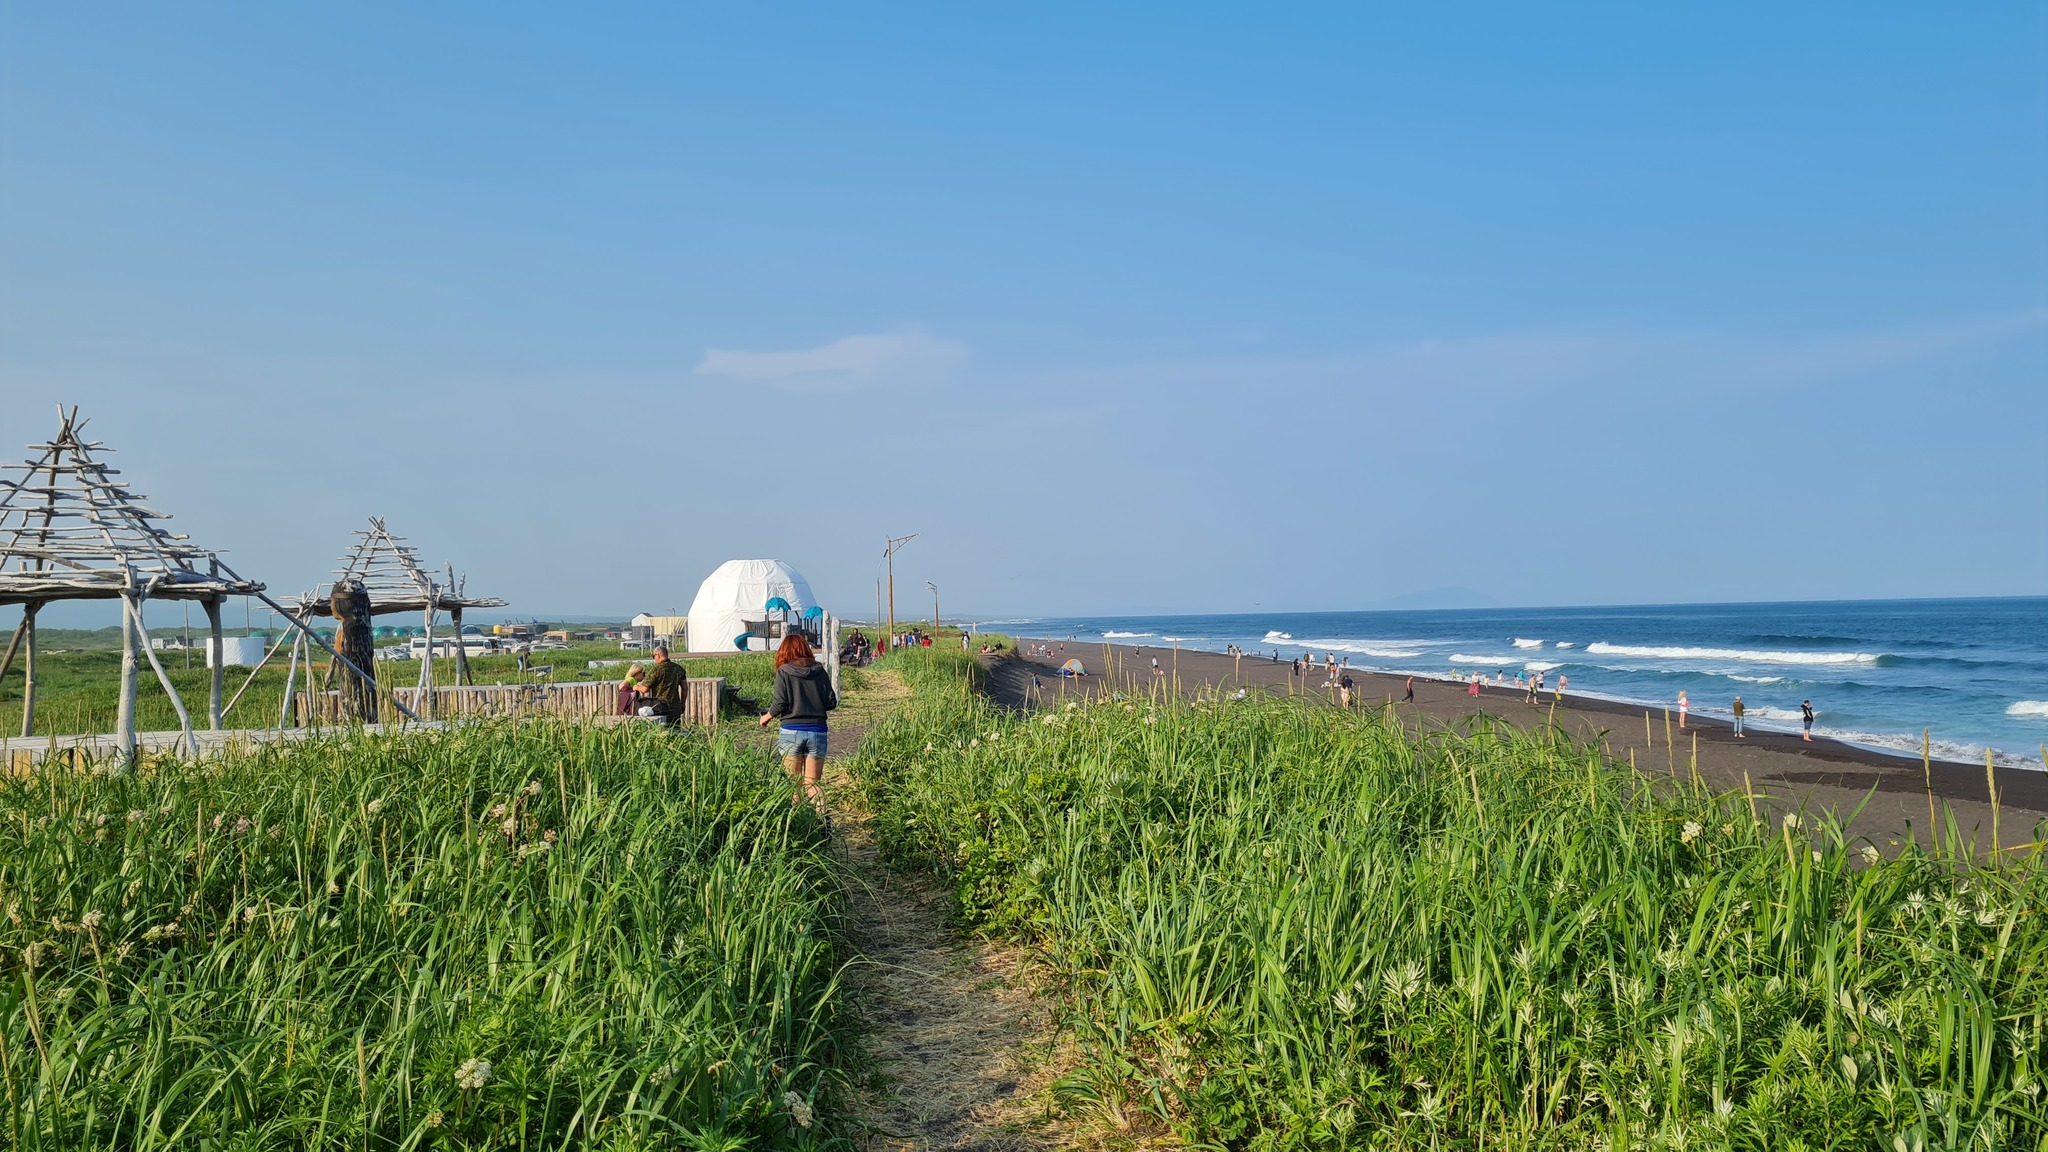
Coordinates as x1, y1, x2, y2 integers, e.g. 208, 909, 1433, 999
1523, 660, 1563, 672
1555, 642, 1575, 649
1299, 638, 1436, 659
1449, 653, 1516, 665
1263, 630, 1293, 642
1101, 631, 1153, 639
1749, 705, 1807, 722
1513, 638, 1544, 649
1584, 642, 1880, 666
1728, 675, 1786, 684
2008, 700, 2048, 720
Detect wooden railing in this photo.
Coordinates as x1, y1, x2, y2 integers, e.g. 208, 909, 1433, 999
294, 677, 725, 727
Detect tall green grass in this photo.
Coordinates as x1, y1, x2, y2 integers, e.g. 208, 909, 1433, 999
1, 722, 844, 1150
854, 649, 2048, 1149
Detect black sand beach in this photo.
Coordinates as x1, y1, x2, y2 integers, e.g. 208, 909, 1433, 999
998, 638, 2048, 854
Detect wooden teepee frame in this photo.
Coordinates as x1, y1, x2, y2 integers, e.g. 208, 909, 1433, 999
283, 517, 506, 718
0, 407, 413, 759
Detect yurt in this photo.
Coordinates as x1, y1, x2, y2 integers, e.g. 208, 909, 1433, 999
684, 559, 818, 653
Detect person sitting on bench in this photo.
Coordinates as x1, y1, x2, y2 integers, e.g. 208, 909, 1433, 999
636, 646, 687, 723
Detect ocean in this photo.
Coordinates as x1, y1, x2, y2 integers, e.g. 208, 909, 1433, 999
993, 598, 2048, 770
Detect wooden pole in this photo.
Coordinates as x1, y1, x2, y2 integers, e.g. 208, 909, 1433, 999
419, 606, 436, 719
280, 631, 301, 731
17, 604, 37, 738
204, 598, 225, 730
0, 615, 26, 693
116, 594, 139, 761
450, 606, 471, 687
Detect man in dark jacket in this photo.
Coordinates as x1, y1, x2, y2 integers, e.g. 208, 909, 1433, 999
639, 645, 688, 722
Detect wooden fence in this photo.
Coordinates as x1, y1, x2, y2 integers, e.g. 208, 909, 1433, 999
293, 678, 725, 727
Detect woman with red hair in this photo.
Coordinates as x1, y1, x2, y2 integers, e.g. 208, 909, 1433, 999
758, 633, 837, 808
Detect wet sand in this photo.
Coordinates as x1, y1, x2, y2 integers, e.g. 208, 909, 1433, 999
1000, 639, 2047, 854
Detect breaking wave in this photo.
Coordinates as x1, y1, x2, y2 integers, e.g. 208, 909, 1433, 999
1728, 674, 1785, 684
1263, 630, 1293, 642
1449, 653, 1517, 665
1102, 631, 1152, 639
1523, 661, 1563, 672
1513, 638, 1544, 649
1585, 642, 1881, 666
1555, 642, 1575, 649
2008, 700, 2048, 720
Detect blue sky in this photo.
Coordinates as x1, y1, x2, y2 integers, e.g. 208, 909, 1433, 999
3, 4, 2043, 625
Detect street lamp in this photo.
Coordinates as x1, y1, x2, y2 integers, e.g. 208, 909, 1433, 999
926, 582, 939, 631
883, 533, 917, 648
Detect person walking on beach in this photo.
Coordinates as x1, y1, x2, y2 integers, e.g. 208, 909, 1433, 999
1468, 674, 1481, 698
1801, 699, 1815, 741
1291, 656, 1301, 678
759, 633, 837, 810
1403, 676, 1415, 703
1555, 673, 1567, 703
1525, 673, 1538, 705
1731, 695, 1746, 737
1678, 690, 1689, 729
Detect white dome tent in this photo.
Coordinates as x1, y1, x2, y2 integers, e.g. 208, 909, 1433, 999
684, 559, 818, 653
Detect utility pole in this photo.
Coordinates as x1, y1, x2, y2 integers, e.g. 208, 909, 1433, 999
883, 533, 917, 649
926, 582, 939, 631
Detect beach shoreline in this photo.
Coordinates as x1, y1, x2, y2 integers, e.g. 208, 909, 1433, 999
1002, 637, 2048, 850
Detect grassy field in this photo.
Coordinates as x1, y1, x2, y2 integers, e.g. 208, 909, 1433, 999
1, 720, 847, 1149
0, 643, 777, 737
851, 648, 2048, 1149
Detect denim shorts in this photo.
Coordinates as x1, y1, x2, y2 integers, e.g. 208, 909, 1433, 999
777, 728, 828, 758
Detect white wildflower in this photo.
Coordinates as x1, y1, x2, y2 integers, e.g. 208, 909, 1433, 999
366, 799, 384, 816
487, 803, 507, 820
649, 1064, 676, 1085
126, 809, 146, 824
81, 910, 104, 931
1680, 820, 1702, 846
782, 1090, 814, 1129
454, 1057, 493, 1090
1859, 845, 1880, 865
524, 780, 542, 796
234, 817, 252, 835
1781, 813, 1801, 831
426, 1110, 443, 1128
500, 816, 519, 838
1812, 850, 1823, 863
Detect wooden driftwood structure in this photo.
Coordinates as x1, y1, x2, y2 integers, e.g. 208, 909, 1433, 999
285, 517, 506, 720
0, 407, 408, 760
293, 677, 725, 727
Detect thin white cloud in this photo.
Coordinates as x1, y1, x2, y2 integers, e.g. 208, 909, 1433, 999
694, 325, 966, 392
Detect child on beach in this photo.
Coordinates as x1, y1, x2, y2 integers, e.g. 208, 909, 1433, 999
1678, 690, 1689, 728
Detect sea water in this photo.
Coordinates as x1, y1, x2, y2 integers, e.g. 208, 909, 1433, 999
1003, 598, 2048, 769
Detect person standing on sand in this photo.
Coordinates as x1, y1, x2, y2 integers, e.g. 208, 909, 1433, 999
759, 634, 837, 810
1678, 690, 1689, 728
1468, 674, 1481, 697
1731, 695, 1746, 737
1291, 656, 1301, 678
1404, 676, 1415, 703
1802, 699, 1815, 741
1338, 672, 1354, 708
1555, 674, 1567, 702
